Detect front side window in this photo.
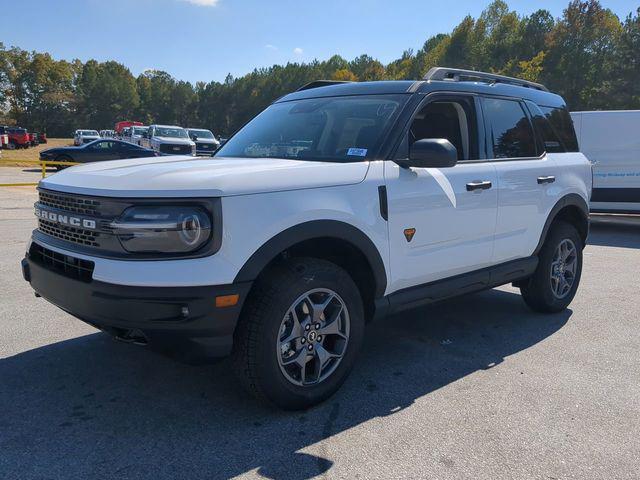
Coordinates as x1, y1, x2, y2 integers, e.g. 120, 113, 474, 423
483, 98, 536, 159
215, 95, 407, 162
405, 98, 479, 161
89, 141, 114, 150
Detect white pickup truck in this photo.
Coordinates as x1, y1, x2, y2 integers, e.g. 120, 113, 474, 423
23, 68, 591, 409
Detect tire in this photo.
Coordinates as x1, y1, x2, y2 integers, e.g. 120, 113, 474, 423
7, 141, 16, 150
55, 155, 73, 171
520, 221, 583, 313
232, 257, 364, 410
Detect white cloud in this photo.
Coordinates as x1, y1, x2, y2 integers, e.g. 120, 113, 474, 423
265, 44, 278, 51
293, 47, 303, 55
180, 0, 219, 6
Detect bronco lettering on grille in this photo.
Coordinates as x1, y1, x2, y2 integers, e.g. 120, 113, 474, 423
34, 206, 97, 230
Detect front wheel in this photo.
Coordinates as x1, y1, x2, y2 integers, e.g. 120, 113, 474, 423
520, 221, 583, 313
232, 258, 364, 410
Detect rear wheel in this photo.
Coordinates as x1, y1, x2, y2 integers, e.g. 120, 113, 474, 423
54, 155, 73, 171
520, 221, 583, 313
232, 258, 364, 410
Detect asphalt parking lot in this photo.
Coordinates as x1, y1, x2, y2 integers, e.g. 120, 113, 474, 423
1, 169, 639, 480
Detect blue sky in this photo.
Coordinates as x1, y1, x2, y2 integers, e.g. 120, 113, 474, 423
1, 0, 637, 84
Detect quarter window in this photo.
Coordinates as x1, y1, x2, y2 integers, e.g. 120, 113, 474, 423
538, 106, 579, 152
483, 98, 537, 159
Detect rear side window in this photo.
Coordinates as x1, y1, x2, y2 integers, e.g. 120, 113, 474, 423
538, 106, 579, 152
525, 101, 564, 153
482, 98, 537, 159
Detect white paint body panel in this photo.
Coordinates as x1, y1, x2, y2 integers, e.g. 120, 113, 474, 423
571, 110, 640, 212
35, 160, 388, 290
384, 161, 498, 291
39, 156, 369, 198
33, 152, 591, 294
492, 153, 591, 263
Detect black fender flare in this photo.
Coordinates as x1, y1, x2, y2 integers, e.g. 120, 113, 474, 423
233, 220, 388, 298
534, 193, 589, 254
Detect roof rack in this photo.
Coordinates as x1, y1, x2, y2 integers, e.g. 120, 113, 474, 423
296, 80, 353, 92
423, 67, 549, 92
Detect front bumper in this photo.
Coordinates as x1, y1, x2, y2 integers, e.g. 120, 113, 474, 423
22, 245, 252, 362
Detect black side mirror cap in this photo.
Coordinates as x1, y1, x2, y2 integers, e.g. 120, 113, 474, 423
398, 138, 458, 169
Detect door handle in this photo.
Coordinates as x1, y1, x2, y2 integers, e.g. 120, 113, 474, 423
466, 180, 492, 191
537, 175, 556, 184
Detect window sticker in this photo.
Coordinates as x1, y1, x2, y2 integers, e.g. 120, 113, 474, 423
347, 147, 368, 157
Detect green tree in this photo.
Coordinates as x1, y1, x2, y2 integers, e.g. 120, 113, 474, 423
544, 0, 623, 109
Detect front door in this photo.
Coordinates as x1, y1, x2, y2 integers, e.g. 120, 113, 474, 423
385, 95, 498, 293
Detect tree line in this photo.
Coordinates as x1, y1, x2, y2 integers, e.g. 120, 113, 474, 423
0, 0, 638, 138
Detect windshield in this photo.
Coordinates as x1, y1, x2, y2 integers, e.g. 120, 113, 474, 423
155, 127, 188, 138
215, 95, 407, 162
189, 129, 215, 139
133, 127, 148, 135
80, 130, 99, 136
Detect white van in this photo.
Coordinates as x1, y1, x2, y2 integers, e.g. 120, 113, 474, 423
571, 110, 640, 213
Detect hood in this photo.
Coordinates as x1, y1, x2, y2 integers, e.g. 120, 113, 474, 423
39, 156, 370, 198
152, 136, 194, 146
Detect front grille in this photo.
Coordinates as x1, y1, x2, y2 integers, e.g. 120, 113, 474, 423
159, 144, 192, 155
38, 219, 100, 247
29, 242, 94, 282
39, 191, 100, 215
196, 142, 213, 150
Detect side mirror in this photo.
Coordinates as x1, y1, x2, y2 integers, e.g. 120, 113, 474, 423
399, 138, 458, 169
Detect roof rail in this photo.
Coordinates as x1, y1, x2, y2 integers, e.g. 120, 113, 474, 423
423, 67, 549, 92
296, 80, 353, 92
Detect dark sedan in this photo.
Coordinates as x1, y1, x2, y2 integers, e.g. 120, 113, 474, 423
40, 139, 159, 169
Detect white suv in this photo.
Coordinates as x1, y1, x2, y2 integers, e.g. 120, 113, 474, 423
23, 68, 592, 409
73, 129, 100, 146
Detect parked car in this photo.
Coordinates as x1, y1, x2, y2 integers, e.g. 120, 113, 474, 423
74, 129, 101, 146
125, 125, 149, 146
29, 132, 40, 147
1, 126, 31, 149
40, 139, 159, 169
100, 130, 116, 138
186, 128, 220, 156
114, 121, 143, 136
571, 110, 640, 214
141, 124, 195, 155
22, 68, 591, 410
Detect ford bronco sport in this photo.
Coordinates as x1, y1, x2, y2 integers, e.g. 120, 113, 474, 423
22, 68, 592, 409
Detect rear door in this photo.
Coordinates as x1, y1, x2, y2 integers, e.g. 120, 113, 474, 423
482, 97, 556, 263
385, 94, 498, 292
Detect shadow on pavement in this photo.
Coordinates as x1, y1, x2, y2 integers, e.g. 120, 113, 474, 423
0, 289, 570, 479
588, 214, 640, 249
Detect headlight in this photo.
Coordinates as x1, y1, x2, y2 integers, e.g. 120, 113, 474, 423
111, 206, 212, 253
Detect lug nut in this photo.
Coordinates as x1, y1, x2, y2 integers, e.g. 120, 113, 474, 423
315, 324, 320, 329
301, 338, 306, 344
317, 335, 322, 341
305, 325, 310, 331
308, 344, 313, 351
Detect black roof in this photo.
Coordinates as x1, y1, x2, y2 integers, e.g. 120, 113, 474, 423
277, 79, 566, 109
